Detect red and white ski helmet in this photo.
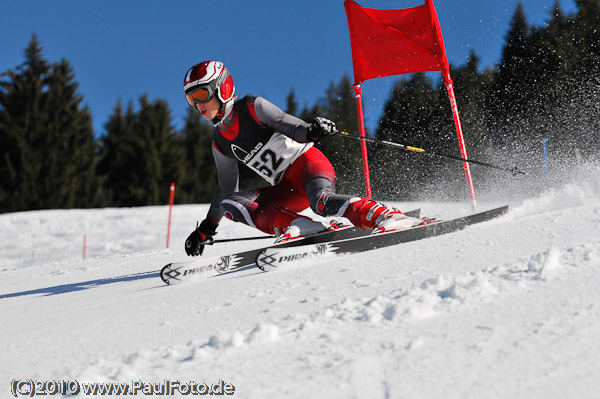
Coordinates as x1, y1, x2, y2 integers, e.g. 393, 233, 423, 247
184, 61, 235, 105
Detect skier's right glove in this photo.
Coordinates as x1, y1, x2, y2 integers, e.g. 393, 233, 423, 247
307, 117, 338, 142
185, 219, 218, 256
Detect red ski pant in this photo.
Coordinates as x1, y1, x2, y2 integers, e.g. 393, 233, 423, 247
220, 147, 389, 235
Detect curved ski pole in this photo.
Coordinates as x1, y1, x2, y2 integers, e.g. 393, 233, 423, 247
203, 207, 422, 246
339, 131, 526, 176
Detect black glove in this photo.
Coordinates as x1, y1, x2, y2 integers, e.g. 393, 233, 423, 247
185, 219, 218, 256
307, 117, 338, 142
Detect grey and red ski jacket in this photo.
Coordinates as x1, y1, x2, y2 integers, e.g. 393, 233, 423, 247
206, 95, 314, 223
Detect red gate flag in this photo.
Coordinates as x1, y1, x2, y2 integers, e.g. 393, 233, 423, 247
344, 0, 478, 210
345, 0, 450, 84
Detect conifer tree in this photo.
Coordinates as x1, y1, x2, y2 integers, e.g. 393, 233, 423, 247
432, 55, 497, 198
0, 35, 101, 212
372, 73, 444, 200
178, 107, 219, 203
490, 3, 534, 150
98, 101, 135, 205
446, 52, 492, 156
135, 96, 184, 205
573, 0, 600, 75
96, 101, 137, 206
98, 96, 183, 206
285, 88, 298, 116
485, 1, 600, 168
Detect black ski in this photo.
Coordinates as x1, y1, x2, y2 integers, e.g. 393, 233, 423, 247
255, 205, 508, 271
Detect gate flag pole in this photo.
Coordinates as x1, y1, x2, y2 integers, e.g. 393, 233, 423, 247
443, 74, 477, 211
352, 84, 373, 198
427, 0, 478, 211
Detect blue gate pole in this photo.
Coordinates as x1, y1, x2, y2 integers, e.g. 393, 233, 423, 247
542, 139, 548, 187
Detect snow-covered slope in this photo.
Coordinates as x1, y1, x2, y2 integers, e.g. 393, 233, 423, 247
2, 170, 600, 398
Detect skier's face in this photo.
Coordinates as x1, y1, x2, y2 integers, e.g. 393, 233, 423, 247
195, 96, 220, 120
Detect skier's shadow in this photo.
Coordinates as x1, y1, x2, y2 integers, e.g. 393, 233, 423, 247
0, 271, 159, 299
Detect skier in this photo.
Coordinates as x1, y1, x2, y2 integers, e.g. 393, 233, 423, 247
183, 61, 424, 256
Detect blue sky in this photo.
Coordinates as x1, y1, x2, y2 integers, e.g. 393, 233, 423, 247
1, 0, 578, 135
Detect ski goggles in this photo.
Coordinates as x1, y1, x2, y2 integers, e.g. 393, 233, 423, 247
185, 86, 214, 107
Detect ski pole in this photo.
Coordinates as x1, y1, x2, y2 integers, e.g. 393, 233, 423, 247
205, 207, 422, 246
205, 235, 274, 245
339, 131, 526, 175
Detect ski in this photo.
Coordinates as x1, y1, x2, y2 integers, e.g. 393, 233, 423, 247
160, 208, 420, 285
255, 205, 509, 271
160, 225, 368, 285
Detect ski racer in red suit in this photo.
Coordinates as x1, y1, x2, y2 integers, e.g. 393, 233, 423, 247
183, 61, 423, 256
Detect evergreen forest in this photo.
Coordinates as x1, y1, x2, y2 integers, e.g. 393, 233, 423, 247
1, 1, 599, 214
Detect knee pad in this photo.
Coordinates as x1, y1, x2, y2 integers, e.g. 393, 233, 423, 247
310, 191, 358, 217
220, 191, 259, 228
306, 177, 348, 217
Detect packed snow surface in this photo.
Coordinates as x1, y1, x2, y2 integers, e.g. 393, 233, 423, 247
2, 172, 600, 398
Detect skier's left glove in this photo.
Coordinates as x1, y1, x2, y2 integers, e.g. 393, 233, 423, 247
307, 117, 338, 142
185, 219, 218, 256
